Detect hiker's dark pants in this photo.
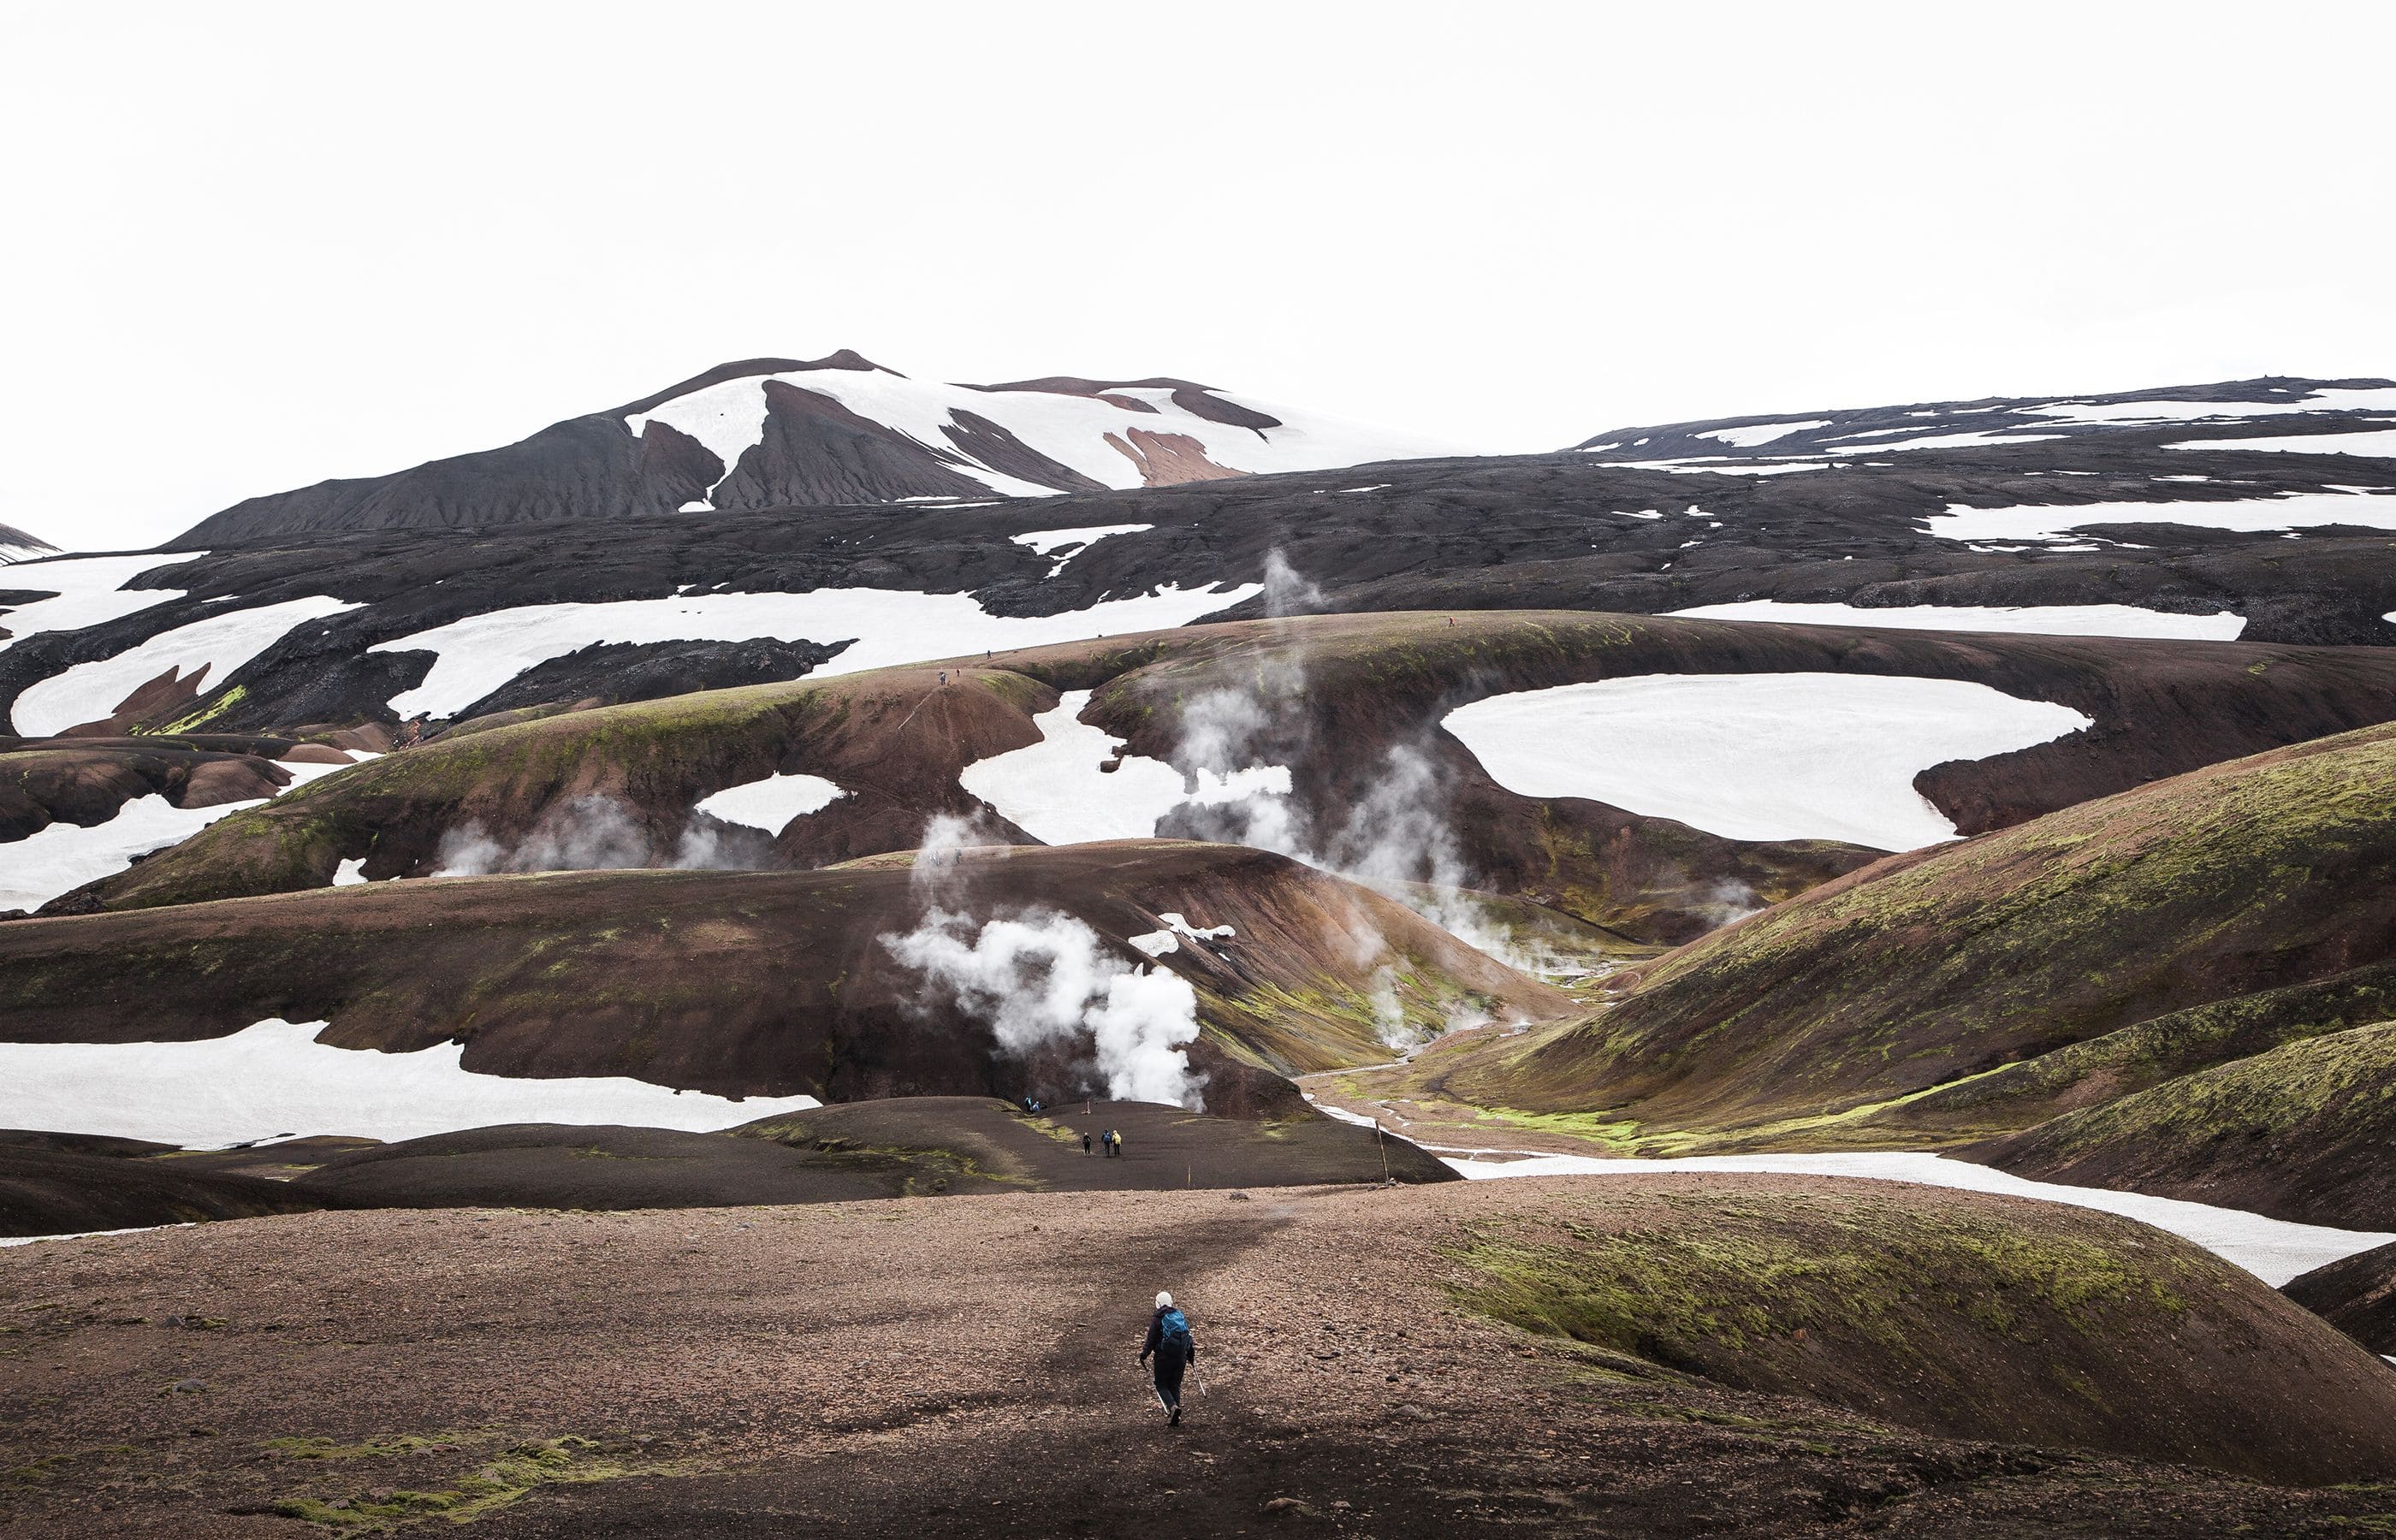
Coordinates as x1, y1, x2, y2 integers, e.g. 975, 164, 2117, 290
1151, 1357, 1185, 1412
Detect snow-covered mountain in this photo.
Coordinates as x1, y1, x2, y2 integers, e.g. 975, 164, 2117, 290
1575, 376, 2396, 469
0, 523, 57, 565
171, 351, 1459, 546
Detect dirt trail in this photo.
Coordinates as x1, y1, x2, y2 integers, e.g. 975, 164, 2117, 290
2, 1182, 2390, 1537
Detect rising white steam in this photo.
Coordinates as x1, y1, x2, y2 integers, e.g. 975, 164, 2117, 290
1260, 548, 1327, 618
433, 794, 767, 875
882, 905, 1205, 1108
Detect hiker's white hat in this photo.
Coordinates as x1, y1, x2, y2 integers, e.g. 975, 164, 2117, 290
1155, 1291, 1173, 1309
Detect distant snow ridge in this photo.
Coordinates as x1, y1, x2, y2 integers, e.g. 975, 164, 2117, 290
626, 358, 1457, 503
1443, 673, 2092, 851
1573, 379, 2396, 463
0, 524, 56, 564
0, 1018, 821, 1147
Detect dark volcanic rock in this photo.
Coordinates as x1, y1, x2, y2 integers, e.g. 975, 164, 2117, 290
451, 637, 845, 719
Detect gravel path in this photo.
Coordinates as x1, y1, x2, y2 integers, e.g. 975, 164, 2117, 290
3, 1180, 2389, 1537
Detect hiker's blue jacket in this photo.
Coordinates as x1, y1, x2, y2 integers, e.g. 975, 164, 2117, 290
1142, 1306, 1196, 1369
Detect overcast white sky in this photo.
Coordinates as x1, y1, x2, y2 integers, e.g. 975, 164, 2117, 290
3, 1, 2390, 553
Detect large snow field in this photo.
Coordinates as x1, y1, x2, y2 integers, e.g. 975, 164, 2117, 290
694, 772, 847, 834
0, 1018, 822, 1148
0, 553, 195, 654
0, 757, 365, 912
1691, 420, 1830, 447
10, 595, 361, 736
2010, 387, 2396, 426
1444, 1149, 2394, 1287
1669, 599, 2245, 641
2164, 427, 2396, 457
958, 690, 1290, 845
1592, 459, 1829, 477
1825, 430, 2067, 454
624, 367, 1456, 500
1923, 490, 2396, 544
371, 582, 1260, 720
1442, 673, 2091, 850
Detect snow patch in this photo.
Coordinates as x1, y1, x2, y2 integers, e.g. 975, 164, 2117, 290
959, 690, 1291, 845
1441, 1149, 2393, 1287
1009, 524, 1154, 557
1669, 599, 2245, 641
1692, 420, 1830, 447
1442, 673, 2091, 851
1923, 491, 2396, 544
694, 773, 847, 834
2163, 428, 2396, 457
12, 595, 361, 736
0, 554, 196, 654
370, 583, 1258, 720
1129, 912, 1238, 957
0, 1018, 821, 1147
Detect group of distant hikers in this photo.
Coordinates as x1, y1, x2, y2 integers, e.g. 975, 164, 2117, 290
1081, 1128, 1126, 1158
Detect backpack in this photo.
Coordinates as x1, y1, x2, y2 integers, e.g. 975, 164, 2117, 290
1158, 1307, 1193, 1362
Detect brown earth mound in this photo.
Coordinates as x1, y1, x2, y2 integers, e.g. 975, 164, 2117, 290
291, 1098, 1452, 1211
0, 842, 1571, 1111
0, 735, 311, 843
3, 1176, 2393, 1537
2284, 1239, 2396, 1355
0, 1143, 330, 1238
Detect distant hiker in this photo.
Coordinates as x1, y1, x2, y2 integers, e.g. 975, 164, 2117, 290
1112, 1130, 1125, 1159
1140, 1290, 1197, 1425
1082, 1132, 1094, 1156
939, 670, 949, 685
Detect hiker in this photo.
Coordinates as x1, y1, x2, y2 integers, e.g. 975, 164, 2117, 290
1140, 1291, 1197, 1425
1112, 1130, 1125, 1159
1082, 1131, 1093, 1156
939, 670, 949, 686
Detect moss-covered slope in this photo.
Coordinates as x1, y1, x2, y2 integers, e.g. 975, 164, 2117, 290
1499, 720, 2396, 1144
1441, 1176, 2396, 1486
1964, 1020, 2396, 1227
